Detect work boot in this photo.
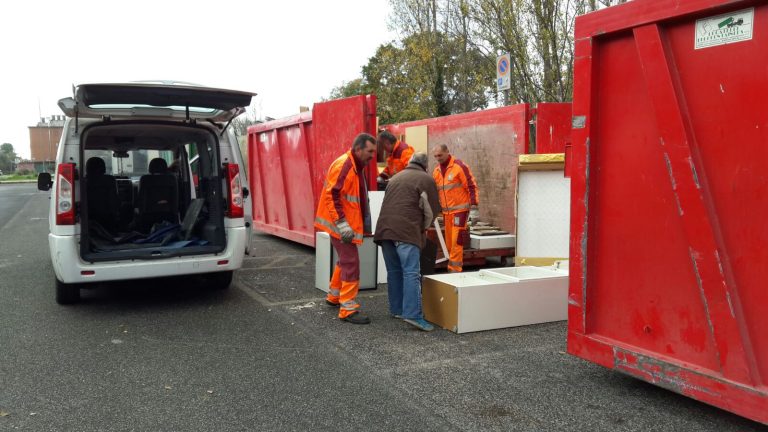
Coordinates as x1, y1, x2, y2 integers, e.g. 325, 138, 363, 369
341, 311, 371, 325
325, 299, 340, 307
404, 318, 434, 332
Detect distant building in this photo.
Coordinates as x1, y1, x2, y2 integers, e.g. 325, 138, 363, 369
29, 116, 65, 162
16, 161, 37, 173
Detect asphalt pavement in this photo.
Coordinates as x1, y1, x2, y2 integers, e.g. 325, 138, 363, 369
0, 183, 764, 431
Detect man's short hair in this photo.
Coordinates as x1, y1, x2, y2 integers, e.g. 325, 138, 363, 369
434, 144, 449, 152
353, 133, 376, 150
409, 152, 429, 170
377, 130, 397, 145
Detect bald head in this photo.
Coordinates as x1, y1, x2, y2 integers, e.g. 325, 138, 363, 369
432, 144, 450, 165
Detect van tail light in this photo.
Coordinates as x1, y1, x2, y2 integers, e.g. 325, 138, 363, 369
225, 163, 244, 218
55, 163, 76, 225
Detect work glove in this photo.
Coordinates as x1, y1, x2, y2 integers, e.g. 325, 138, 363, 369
469, 206, 480, 223
376, 176, 388, 192
336, 219, 355, 243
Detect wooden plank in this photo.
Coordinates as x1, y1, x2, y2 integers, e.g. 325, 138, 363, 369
405, 125, 428, 154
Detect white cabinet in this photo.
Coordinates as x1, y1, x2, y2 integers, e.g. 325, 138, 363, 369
314, 232, 378, 292
422, 266, 568, 333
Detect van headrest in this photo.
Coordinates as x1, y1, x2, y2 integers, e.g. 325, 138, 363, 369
86, 157, 106, 176
148, 158, 168, 174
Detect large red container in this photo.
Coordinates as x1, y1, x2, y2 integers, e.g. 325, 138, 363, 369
384, 103, 572, 235
532, 103, 572, 154
385, 105, 531, 235
247, 95, 377, 246
568, 0, 767, 423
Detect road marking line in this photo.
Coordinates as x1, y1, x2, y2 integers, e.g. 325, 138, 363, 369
235, 276, 386, 307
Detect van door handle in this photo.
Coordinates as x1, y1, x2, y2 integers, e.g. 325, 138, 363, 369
242, 187, 250, 199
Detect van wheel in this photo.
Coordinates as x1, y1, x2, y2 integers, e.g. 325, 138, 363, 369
206, 271, 233, 290
56, 279, 81, 304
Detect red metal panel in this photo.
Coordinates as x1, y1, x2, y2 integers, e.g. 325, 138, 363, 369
534, 103, 572, 154
312, 95, 379, 196
384, 105, 530, 235
247, 95, 377, 247
248, 112, 315, 246
569, 0, 768, 423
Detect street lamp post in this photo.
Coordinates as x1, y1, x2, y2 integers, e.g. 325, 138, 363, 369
47, 117, 53, 173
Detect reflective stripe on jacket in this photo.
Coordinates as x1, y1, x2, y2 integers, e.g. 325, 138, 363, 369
315, 151, 366, 244
380, 141, 414, 179
432, 155, 479, 215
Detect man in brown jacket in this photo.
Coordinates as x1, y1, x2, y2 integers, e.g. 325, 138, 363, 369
374, 152, 441, 331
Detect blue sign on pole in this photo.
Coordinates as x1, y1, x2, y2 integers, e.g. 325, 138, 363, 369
496, 53, 511, 91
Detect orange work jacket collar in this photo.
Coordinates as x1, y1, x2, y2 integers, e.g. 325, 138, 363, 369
439, 155, 454, 175
347, 150, 364, 173
392, 140, 408, 158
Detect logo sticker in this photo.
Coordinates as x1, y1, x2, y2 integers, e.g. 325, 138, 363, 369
695, 8, 754, 49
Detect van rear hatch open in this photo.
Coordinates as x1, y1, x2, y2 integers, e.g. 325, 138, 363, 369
67, 83, 255, 263
79, 121, 228, 262
59, 82, 256, 122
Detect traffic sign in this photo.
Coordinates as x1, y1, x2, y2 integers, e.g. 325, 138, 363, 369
496, 53, 511, 91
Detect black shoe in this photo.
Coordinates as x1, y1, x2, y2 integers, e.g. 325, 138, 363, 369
341, 311, 371, 325
325, 299, 340, 307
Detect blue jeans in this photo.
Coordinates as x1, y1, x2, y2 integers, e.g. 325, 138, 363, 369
380, 240, 423, 320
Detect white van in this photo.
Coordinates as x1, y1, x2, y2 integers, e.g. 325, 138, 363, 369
38, 82, 255, 304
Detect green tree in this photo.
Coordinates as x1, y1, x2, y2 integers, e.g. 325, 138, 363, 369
328, 0, 629, 120
324, 0, 491, 124
445, 0, 496, 113
327, 78, 369, 100
348, 34, 490, 124
0, 143, 17, 173
388, 0, 492, 116
361, 42, 433, 124
465, 0, 626, 104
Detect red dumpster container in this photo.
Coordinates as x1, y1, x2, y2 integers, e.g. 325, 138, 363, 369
568, 0, 768, 423
247, 95, 377, 246
532, 103, 572, 154
384, 104, 532, 236
383, 103, 573, 235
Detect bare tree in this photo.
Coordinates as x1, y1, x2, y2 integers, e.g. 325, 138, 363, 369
344, 0, 633, 120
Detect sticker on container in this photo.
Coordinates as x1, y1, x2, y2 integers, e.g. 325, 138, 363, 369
695, 7, 754, 49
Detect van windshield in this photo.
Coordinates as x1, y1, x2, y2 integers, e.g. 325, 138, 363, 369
84, 149, 175, 178
89, 104, 216, 113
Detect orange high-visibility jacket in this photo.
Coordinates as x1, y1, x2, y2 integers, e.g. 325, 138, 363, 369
315, 151, 367, 245
432, 155, 479, 215
380, 140, 414, 180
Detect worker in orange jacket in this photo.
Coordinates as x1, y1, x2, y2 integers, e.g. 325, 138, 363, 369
376, 130, 414, 188
314, 133, 378, 324
432, 144, 479, 273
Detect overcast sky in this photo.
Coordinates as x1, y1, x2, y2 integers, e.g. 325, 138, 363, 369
0, 0, 394, 159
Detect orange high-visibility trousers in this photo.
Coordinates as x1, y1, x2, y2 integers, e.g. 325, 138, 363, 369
444, 211, 468, 272
327, 237, 361, 318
